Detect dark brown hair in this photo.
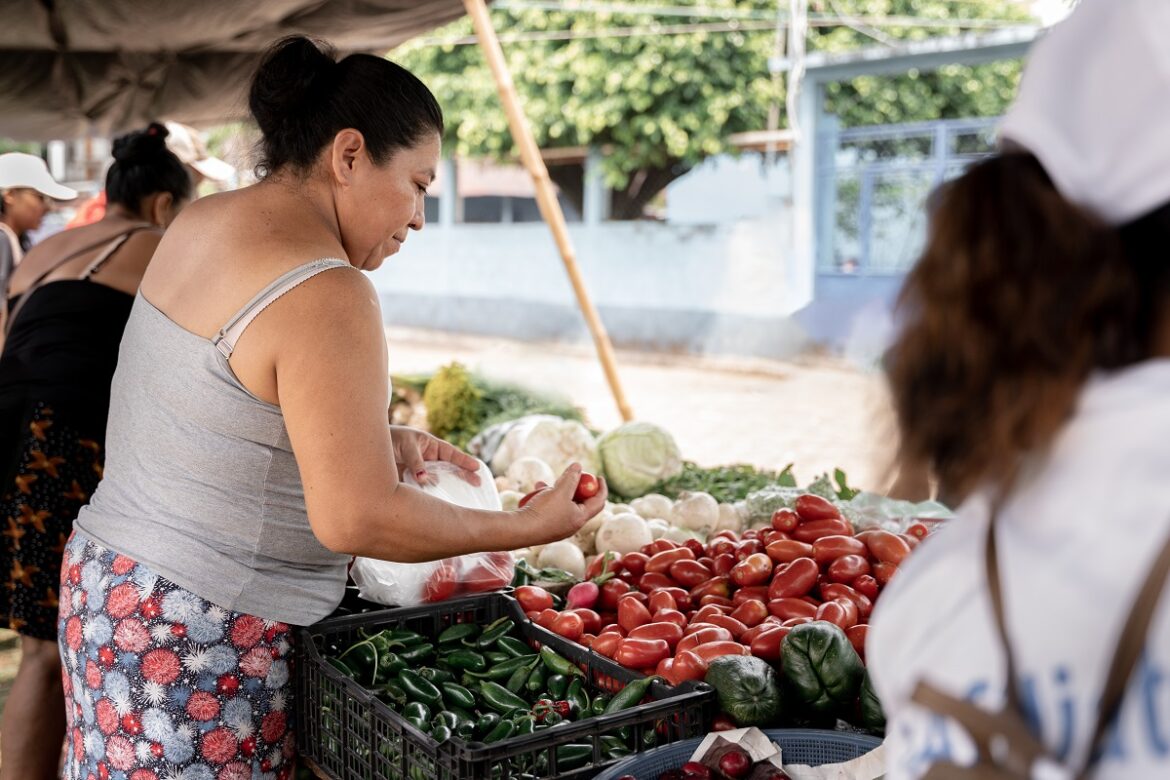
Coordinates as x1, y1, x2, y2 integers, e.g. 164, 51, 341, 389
886, 152, 1170, 501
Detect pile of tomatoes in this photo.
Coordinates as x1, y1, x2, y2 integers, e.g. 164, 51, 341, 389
513, 494, 928, 686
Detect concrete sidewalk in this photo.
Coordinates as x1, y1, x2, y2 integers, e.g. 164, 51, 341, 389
386, 327, 897, 492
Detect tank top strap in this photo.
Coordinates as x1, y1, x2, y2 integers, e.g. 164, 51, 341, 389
211, 257, 350, 359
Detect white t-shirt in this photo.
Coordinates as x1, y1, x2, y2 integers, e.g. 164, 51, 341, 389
868, 360, 1170, 779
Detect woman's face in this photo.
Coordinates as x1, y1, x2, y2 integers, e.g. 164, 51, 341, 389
1, 188, 49, 234
336, 131, 440, 272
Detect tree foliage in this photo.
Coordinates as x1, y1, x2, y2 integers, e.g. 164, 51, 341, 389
394, 0, 1036, 217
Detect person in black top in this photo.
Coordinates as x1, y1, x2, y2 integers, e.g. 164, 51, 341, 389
0, 123, 191, 780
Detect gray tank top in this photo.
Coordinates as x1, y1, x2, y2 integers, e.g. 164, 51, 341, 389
75, 258, 353, 625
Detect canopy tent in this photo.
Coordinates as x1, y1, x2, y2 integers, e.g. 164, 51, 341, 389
0, 0, 469, 139
0, 0, 634, 420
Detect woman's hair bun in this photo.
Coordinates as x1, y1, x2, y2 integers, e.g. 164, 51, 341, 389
111, 122, 170, 163
249, 36, 338, 140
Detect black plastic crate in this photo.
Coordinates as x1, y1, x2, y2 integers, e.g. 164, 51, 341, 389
297, 592, 715, 780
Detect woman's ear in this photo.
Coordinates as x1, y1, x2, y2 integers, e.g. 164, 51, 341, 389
330, 129, 366, 187
149, 192, 175, 227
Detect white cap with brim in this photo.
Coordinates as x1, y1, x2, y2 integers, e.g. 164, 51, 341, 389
164, 121, 236, 184
0, 152, 78, 200
999, 0, 1170, 226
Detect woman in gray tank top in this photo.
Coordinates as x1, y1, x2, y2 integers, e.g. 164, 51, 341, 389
59, 36, 607, 780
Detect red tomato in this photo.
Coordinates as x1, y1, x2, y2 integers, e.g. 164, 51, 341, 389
739, 623, 774, 645
741, 529, 759, 541
863, 530, 912, 565
712, 714, 737, 732
873, 561, 899, 587
834, 597, 859, 629
670, 560, 714, 588
819, 583, 873, 619
647, 547, 696, 574
698, 595, 734, 609
573, 472, 600, 502
853, 574, 880, 600
767, 597, 818, 620
672, 649, 709, 683
638, 572, 676, 593
463, 551, 514, 593
513, 585, 555, 613
731, 586, 770, 606
591, 631, 621, 658
690, 641, 750, 663
622, 552, 650, 579
812, 535, 868, 566
768, 557, 819, 600
550, 611, 585, 641
580, 633, 596, 648
628, 621, 685, 650
677, 626, 734, 652
734, 540, 764, 561
617, 590, 649, 605
781, 616, 813, 627
749, 626, 790, 663
729, 600, 768, 628
642, 540, 678, 556
648, 590, 676, 614
827, 555, 872, 583
771, 509, 800, 533
708, 539, 736, 559
599, 579, 633, 611
656, 656, 677, 685
814, 601, 850, 630
652, 608, 689, 629
730, 553, 773, 588
599, 623, 623, 636
792, 518, 853, 544
618, 597, 652, 633
615, 637, 670, 669
905, 522, 931, 540
571, 608, 602, 635
700, 614, 750, 640
683, 539, 706, 558
900, 533, 921, 550
794, 494, 841, 521
690, 576, 732, 602
422, 558, 460, 603
662, 587, 693, 613
846, 624, 868, 662
756, 529, 781, 547
586, 552, 624, 580
712, 530, 738, 541
765, 539, 815, 564
712, 553, 737, 577
692, 605, 731, 623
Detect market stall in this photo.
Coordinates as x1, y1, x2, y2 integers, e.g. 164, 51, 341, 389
297, 366, 950, 779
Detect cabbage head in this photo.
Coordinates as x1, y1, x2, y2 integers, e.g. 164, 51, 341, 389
598, 422, 683, 498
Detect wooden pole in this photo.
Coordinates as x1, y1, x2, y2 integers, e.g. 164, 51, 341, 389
462, 0, 634, 422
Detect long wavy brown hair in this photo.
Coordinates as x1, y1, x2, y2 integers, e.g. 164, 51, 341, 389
886, 152, 1170, 502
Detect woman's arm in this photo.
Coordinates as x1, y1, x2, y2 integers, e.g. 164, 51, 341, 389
277, 269, 602, 561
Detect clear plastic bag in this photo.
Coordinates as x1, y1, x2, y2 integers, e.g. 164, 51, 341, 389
348, 459, 515, 607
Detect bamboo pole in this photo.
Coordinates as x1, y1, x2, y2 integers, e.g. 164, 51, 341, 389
462, 0, 634, 422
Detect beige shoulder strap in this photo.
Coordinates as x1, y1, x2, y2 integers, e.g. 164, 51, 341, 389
211, 258, 349, 359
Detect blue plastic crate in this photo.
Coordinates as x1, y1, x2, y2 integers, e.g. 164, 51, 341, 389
593, 728, 882, 779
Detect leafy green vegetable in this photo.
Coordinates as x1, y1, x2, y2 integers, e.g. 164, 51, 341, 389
416, 362, 585, 449
634, 461, 795, 505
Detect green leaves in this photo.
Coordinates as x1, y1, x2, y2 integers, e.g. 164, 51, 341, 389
394, 0, 1034, 214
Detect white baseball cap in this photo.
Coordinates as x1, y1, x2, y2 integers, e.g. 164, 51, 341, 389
164, 121, 235, 183
1000, 0, 1170, 225
0, 152, 78, 200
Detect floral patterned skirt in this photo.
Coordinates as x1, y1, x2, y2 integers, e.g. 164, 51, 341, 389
58, 532, 298, 780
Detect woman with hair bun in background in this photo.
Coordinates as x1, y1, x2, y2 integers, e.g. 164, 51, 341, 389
0, 122, 191, 780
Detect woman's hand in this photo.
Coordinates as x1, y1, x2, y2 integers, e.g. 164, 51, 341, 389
520, 464, 609, 545
389, 425, 482, 486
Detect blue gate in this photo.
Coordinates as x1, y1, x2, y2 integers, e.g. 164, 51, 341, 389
815, 117, 999, 276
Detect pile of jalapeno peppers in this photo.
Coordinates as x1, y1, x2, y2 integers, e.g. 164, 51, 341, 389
325, 615, 664, 771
